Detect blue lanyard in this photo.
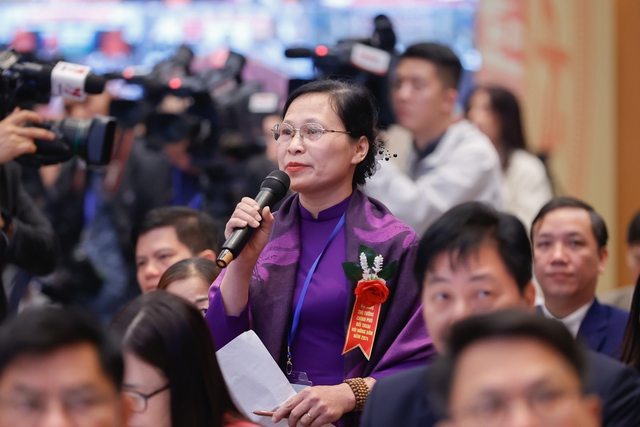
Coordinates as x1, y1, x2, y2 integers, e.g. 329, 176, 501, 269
286, 212, 346, 375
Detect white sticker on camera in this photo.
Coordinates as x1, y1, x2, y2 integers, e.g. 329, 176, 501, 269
51, 62, 91, 101
350, 43, 391, 75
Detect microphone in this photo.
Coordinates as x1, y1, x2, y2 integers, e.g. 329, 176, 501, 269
284, 47, 315, 58
216, 170, 291, 268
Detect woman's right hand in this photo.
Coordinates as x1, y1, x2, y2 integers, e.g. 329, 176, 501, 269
224, 197, 275, 266
218, 198, 275, 315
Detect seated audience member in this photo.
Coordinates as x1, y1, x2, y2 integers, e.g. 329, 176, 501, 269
466, 85, 553, 229
133, 206, 220, 293
157, 257, 219, 315
531, 197, 629, 357
601, 209, 640, 310
620, 274, 640, 371
0, 305, 131, 427
208, 79, 432, 427
366, 42, 502, 236
427, 310, 601, 427
111, 291, 258, 427
361, 202, 640, 427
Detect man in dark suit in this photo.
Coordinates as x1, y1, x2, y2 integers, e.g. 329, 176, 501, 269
531, 197, 629, 357
0, 109, 58, 321
361, 202, 640, 427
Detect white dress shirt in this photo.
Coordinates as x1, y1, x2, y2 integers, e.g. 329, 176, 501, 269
541, 299, 594, 338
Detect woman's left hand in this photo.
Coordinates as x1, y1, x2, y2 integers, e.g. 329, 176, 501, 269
272, 383, 355, 427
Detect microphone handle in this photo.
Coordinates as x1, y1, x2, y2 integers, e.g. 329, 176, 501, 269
216, 189, 276, 268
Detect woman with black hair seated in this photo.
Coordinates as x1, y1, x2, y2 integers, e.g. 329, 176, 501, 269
466, 85, 553, 230
158, 257, 220, 315
111, 290, 258, 427
621, 275, 640, 372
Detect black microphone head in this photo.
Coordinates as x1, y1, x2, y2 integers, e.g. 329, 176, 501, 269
261, 170, 290, 200
84, 73, 106, 94
284, 48, 314, 59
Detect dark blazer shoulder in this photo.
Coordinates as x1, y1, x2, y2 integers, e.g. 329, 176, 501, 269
362, 365, 438, 427
579, 299, 629, 357
586, 350, 640, 427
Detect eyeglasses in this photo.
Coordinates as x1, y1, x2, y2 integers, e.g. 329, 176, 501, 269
0, 391, 117, 422
452, 386, 581, 426
124, 384, 170, 413
271, 122, 350, 144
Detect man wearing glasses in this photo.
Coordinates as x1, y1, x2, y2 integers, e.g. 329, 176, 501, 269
0, 306, 131, 427
427, 310, 601, 427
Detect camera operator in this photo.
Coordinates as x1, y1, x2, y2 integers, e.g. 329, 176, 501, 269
0, 108, 54, 163
0, 107, 58, 322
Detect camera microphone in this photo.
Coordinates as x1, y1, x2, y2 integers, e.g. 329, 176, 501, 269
9, 61, 105, 99
216, 170, 290, 268
284, 48, 315, 59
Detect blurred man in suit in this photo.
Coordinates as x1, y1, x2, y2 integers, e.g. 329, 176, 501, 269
427, 310, 601, 427
531, 197, 628, 357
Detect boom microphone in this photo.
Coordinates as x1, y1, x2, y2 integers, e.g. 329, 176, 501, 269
216, 170, 291, 268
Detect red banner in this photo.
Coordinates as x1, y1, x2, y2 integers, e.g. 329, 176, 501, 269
342, 296, 382, 360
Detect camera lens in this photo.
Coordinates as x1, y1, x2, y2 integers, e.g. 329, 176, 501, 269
46, 115, 115, 166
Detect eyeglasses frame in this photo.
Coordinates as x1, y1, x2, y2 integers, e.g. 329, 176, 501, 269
271, 122, 351, 144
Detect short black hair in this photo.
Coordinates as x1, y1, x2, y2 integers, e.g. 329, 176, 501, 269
0, 306, 123, 389
427, 310, 589, 418
620, 274, 640, 370
531, 197, 608, 249
627, 210, 640, 245
283, 79, 382, 187
132, 206, 220, 255
414, 202, 532, 293
400, 42, 462, 90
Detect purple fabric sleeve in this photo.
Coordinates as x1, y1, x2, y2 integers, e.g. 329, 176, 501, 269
205, 268, 251, 350
366, 300, 434, 380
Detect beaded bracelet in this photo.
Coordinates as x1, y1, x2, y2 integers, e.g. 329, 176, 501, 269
344, 377, 370, 411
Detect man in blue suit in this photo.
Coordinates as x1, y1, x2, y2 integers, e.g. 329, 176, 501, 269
361, 202, 640, 427
532, 197, 629, 357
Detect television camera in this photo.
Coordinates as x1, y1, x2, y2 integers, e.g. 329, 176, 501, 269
284, 14, 397, 127
0, 48, 116, 167
110, 46, 279, 221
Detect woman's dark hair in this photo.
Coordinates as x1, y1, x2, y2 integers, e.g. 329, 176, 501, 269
466, 85, 527, 169
627, 210, 640, 245
620, 275, 640, 371
111, 291, 246, 427
282, 79, 382, 187
157, 257, 219, 291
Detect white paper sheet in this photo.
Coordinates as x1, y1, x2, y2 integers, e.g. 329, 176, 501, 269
216, 330, 296, 427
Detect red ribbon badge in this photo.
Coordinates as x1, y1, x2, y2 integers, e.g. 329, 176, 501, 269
342, 279, 388, 359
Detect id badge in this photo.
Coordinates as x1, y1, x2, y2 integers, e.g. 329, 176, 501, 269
287, 370, 313, 392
